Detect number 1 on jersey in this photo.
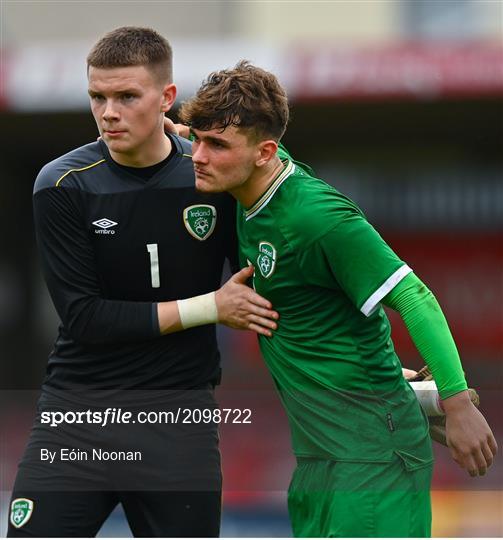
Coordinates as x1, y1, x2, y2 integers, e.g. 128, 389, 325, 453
146, 243, 160, 288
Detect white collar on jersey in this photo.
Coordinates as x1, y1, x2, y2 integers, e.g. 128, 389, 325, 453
244, 160, 296, 221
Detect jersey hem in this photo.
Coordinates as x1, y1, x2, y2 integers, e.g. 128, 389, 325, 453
294, 452, 435, 470
294, 452, 393, 464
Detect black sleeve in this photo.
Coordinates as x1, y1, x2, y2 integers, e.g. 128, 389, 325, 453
34, 187, 160, 345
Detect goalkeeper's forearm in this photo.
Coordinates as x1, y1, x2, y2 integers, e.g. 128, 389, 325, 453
157, 293, 218, 334
383, 272, 468, 399
157, 266, 278, 336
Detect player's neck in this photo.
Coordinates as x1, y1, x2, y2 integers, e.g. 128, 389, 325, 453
109, 132, 173, 168
232, 156, 284, 209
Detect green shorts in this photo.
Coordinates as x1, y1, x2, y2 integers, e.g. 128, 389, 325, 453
288, 456, 433, 537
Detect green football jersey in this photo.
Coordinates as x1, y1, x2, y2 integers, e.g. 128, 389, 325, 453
237, 157, 433, 468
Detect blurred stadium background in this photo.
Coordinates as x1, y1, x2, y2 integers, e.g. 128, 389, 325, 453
0, 0, 502, 536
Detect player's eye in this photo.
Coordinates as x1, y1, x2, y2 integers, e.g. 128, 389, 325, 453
90, 94, 105, 102
121, 93, 136, 102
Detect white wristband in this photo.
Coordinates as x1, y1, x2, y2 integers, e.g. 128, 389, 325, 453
177, 292, 219, 329
410, 381, 444, 416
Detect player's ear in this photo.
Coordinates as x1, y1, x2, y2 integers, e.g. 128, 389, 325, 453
161, 83, 177, 113
256, 140, 278, 167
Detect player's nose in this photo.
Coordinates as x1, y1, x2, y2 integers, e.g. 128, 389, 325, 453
102, 99, 120, 121
192, 142, 209, 164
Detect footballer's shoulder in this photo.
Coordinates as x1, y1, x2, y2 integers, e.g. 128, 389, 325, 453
33, 141, 105, 194
277, 172, 364, 244
171, 133, 192, 156
150, 133, 196, 189
172, 134, 196, 186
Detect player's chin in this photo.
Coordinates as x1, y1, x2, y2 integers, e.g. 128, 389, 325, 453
105, 139, 130, 153
195, 177, 222, 193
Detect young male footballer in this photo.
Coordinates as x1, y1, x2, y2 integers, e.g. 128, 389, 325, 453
178, 61, 498, 537
7, 29, 278, 538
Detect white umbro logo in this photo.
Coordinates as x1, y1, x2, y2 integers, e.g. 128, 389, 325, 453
93, 218, 118, 235
93, 218, 117, 229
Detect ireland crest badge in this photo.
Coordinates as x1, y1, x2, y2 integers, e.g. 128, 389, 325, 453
257, 242, 276, 278
10, 498, 34, 529
183, 205, 217, 241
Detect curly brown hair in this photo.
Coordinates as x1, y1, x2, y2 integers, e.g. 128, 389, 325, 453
178, 61, 289, 141
87, 26, 172, 84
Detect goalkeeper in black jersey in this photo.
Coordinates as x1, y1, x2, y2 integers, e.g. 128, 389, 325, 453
7, 27, 278, 538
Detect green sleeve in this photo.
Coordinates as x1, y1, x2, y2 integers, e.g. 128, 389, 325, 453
297, 208, 409, 315
383, 272, 468, 399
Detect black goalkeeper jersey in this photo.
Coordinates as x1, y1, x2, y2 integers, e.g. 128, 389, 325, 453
33, 135, 237, 399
